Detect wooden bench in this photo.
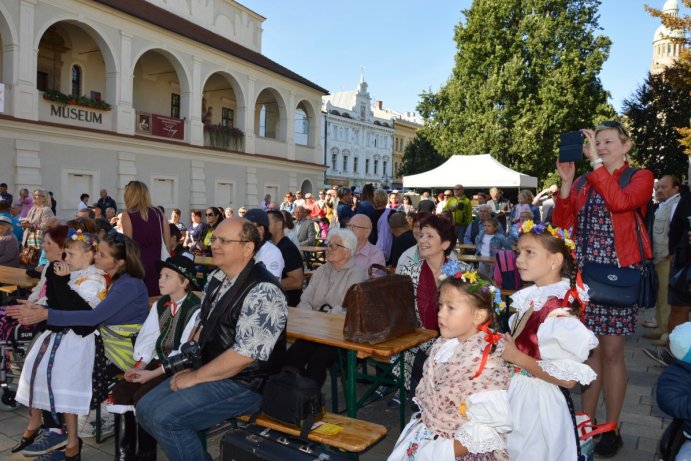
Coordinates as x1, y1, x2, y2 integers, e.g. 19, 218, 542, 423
235, 411, 387, 454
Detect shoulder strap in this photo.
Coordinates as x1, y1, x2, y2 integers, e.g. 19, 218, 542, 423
618, 167, 638, 189
576, 174, 589, 193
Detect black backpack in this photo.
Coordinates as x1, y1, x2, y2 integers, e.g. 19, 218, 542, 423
575, 167, 654, 236
258, 367, 324, 439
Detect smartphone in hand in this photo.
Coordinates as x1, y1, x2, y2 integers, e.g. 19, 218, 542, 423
559, 131, 584, 163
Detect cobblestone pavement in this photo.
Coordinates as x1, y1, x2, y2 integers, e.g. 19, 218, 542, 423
0, 315, 670, 460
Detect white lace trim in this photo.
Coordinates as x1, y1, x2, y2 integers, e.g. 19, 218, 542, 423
455, 426, 506, 454
106, 403, 135, 414
510, 279, 589, 314
538, 359, 597, 385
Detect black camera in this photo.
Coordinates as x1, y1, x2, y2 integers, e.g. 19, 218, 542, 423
161, 341, 203, 376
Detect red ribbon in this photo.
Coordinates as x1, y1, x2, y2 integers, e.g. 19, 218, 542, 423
471, 320, 502, 380
561, 272, 586, 312
164, 301, 178, 316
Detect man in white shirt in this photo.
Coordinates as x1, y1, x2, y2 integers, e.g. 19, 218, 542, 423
243, 209, 285, 279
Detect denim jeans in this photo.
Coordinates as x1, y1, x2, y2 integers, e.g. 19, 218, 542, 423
136, 377, 260, 461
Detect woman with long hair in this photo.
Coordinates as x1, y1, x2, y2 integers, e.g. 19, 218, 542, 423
119, 181, 171, 295
8, 233, 149, 460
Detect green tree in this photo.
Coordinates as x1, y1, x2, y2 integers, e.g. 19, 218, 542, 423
623, 64, 691, 181
417, 0, 614, 182
397, 133, 445, 177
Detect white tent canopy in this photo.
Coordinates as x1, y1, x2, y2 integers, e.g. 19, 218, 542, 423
402, 154, 538, 189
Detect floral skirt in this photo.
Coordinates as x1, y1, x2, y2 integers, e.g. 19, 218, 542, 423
581, 303, 637, 336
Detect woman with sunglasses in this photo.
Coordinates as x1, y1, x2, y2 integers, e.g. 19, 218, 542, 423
195, 207, 224, 256
553, 121, 653, 457
283, 228, 366, 386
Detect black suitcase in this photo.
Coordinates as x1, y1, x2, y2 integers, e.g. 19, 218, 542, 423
220, 422, 349, 461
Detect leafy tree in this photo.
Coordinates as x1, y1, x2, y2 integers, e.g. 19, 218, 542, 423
645, 1, 691, 154
397, 132, 445, 177
623, 64, 691, 181
417, 0, 614, 182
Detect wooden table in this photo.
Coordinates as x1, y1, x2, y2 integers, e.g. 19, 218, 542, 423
0, 265, 39, 289
300, 246, 326, 269
456, 243, 476, 253
458, 254, 495, 264
287, 308, 437, 429
194, 255, 215, 267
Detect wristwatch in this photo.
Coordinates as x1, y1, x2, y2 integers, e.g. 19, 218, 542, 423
590, 158, 603, 168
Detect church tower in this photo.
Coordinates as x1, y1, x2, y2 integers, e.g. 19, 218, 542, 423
651, 0, 684, 74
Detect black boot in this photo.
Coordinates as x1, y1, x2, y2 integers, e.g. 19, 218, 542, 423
114, 412, 137, 461
135, 423, 157, 461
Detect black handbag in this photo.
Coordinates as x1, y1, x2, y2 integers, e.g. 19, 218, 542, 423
581, 262, 640, 307
258, 367, 324, 439
580, 186, 657, 308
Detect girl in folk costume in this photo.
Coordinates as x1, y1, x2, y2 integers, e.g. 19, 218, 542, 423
16, 231, 108, 460
503, 221, 598, 461
109, 254, 201, 461
389, 263, 512, 461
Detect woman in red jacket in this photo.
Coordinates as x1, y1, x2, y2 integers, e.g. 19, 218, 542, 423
553, 121, 653, 458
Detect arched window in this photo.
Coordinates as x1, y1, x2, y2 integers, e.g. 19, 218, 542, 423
71, 65, 82, 97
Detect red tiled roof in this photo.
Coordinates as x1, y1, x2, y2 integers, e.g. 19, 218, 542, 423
92, 0, 329, 95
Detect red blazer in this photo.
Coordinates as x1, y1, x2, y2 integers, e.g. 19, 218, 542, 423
553, 163, 653, 268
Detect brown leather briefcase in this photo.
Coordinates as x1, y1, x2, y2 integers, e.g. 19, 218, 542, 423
342, 264, 417, 344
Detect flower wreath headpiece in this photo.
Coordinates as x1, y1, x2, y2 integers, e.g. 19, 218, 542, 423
518, 220, 575, 250
70, 229, 98, 248
439, 260, 506, 315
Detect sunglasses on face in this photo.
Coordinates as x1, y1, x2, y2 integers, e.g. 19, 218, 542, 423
205, 213, 216, 217
598, 120, 630, 138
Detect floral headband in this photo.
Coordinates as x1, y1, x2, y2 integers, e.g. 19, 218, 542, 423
439, 261, 506, 314
518, 220, 575, 250
70, 229, 98, 248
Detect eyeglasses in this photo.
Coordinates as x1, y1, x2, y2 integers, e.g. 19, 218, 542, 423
443, 194, 451, 197
209, 236, 249, 245
326, 242, 346, 251
346, 224, 370, 230
598, 120, 630, 138
205, 213, 216, 217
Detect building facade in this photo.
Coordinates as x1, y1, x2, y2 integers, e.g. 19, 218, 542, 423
0, 0, 327, 216
651, 0, 685, 75
321, 74, 394, 188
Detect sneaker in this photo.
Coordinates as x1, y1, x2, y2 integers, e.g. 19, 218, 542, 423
77, 411, 115, 438
371, 385, 394, 401
642, 346, 674, 367
387, 391, 401, 409
35, 450, 66, 461
594, 430, 623, 458
21, 430, 68, 456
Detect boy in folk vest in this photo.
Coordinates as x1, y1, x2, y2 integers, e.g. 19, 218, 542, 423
109, 254, 201, 461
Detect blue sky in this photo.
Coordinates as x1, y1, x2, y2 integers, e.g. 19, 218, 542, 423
241, 1, 683, 115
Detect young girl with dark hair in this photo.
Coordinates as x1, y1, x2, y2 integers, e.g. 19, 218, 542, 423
503, 221, 599, 461
388, 265, 512, 461
8, 232, 149, 459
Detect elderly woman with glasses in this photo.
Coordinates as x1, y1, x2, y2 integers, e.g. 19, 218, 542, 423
19, 189, 55, 250
553, 121, 653, 457
283, 228, 366, 386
